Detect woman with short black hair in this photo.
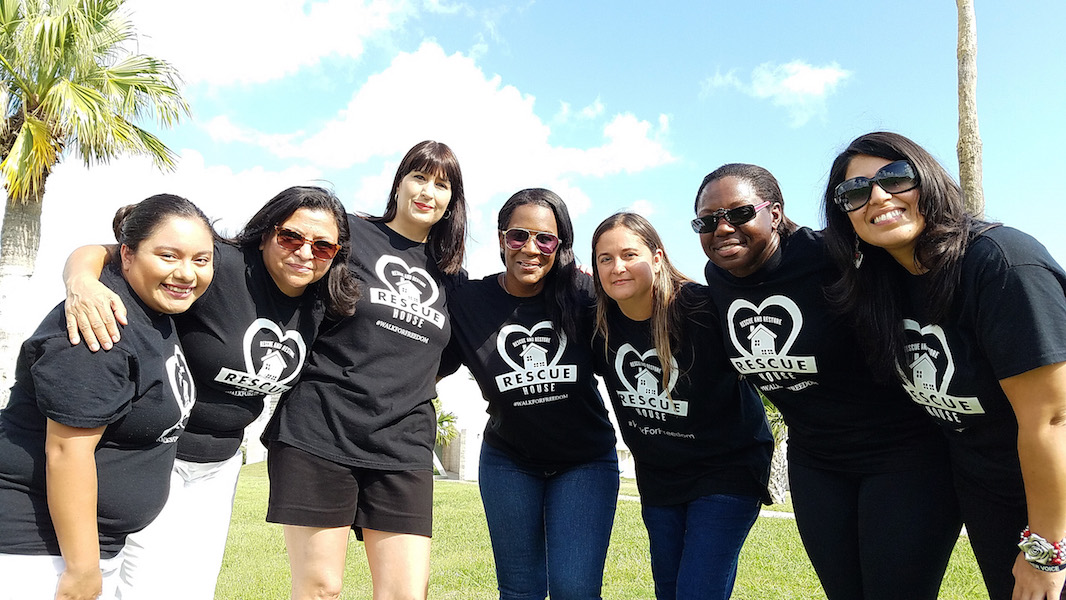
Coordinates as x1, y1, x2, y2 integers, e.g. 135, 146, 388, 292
0, 194, 215, 600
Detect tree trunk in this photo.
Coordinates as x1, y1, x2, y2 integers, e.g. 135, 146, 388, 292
957, 0, 984, 217
768, 426, 789, 505
0, 193, 44, 408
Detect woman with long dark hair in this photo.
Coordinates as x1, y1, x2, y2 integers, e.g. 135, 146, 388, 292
0, 194, 214, 600
590, 212, 771, 600
440, 188, 617, 599
822, 131, 1066, 600
263, 141, 467, 599
694, 163, 958, 599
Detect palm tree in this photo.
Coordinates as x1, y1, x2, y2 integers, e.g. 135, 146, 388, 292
956, 0, 984, 217
761, 393, 789, 505
0, 0, 189, 403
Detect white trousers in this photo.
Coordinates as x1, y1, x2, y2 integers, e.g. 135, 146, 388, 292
118, 450, 243, 600
0, 551, 123, 599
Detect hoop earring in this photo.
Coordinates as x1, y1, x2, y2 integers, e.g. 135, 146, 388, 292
442, 209, 453, 220
853, 232, 864, 269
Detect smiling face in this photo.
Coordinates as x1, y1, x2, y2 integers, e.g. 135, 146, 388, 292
594, 225, 662, 320
260, 207, 340, 297
121, 216, 215, 314
696, 176, 781, 278
499, 203, 558, 297
389, 168, 452, 242
844, 154, 926, 272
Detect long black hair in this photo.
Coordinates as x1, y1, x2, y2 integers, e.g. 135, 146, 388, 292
821, 131, 991, 380
497, 188, 583, 342
236, 186, 359, 320
373, 140, 467, 275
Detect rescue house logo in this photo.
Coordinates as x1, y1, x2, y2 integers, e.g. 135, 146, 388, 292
898, 319, 984, 425
370, 255, 445, 329
159, 345, 196, 443
213, 318, 308, 396
726, 295, 817, 390
493, 320, 578, 396
612, 343, 686, 421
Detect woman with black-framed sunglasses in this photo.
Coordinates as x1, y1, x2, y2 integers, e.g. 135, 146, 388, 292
60, 186, 359, 599
823, 131, 1066, 600
694, 162, 959, 600
439, 188, 619, 599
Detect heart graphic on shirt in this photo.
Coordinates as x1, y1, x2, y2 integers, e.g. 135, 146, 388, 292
899, 319, 957, 394
375, 255, 439, 307
242, 318, 307, 385
726, 295, 803, 357
614, 343, 678, 398
497, 320, 567, 373
159, 345, 196, 443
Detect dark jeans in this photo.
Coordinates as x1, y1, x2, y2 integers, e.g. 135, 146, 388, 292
640, 493, 761, 600
789, 462, 961, 600
478, 443, 619, 600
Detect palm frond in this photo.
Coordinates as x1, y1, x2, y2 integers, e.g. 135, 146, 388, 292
0, 112, 58, 202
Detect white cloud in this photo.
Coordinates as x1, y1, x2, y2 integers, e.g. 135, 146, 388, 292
579, 98, 605, 119
628, 199, 656, 218
701, 60, 850, 127
239, 42, 673, 205
26, 151, 326, 320
125, 0, 413, 86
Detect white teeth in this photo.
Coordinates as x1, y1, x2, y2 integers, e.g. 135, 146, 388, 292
873, 209, 903, 224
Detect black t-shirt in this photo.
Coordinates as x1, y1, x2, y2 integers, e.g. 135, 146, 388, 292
265, 216, 457, 470
593, 283, 772, 506
440, 274, 615, 471
704, 227, 945, 472
0, 264, 195, 558
174, 243, 324, 462
897, 225, 1066, 506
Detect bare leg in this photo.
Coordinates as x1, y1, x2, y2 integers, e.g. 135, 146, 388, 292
362, 528, 431, 600
283, 524, 351, 600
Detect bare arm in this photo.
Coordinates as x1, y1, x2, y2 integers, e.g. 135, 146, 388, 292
62, 244, 126, 351
1001, 361, 1066, 599
45, 419, 106, 600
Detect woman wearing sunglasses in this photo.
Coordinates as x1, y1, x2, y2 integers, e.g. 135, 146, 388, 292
694, 163, 959, 599
439, 188, 618, 599
0, 195, 214, 600
262, 140, 466, 600
822, 131, 1066, 600
591, 212, 772, 600
62, 186, 357, 599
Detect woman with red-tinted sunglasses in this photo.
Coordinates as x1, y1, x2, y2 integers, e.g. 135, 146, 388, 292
823, 131, 1066, 600
62, 186, 357, 599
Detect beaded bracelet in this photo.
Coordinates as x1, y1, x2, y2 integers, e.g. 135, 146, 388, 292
1019, 527, 1066, 573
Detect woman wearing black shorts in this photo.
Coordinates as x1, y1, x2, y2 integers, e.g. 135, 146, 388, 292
263, 140, 467, 600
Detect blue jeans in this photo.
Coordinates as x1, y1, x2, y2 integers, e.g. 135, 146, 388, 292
478, 443, 620, 600
641, 493, 761, 600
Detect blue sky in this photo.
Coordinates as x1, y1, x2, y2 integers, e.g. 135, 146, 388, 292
24, 0, 1066, 314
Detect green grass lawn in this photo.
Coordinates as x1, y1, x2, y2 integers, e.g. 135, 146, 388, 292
217, 463, 988, 599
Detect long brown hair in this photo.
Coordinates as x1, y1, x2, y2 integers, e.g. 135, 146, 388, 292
591, 212, 692, 390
